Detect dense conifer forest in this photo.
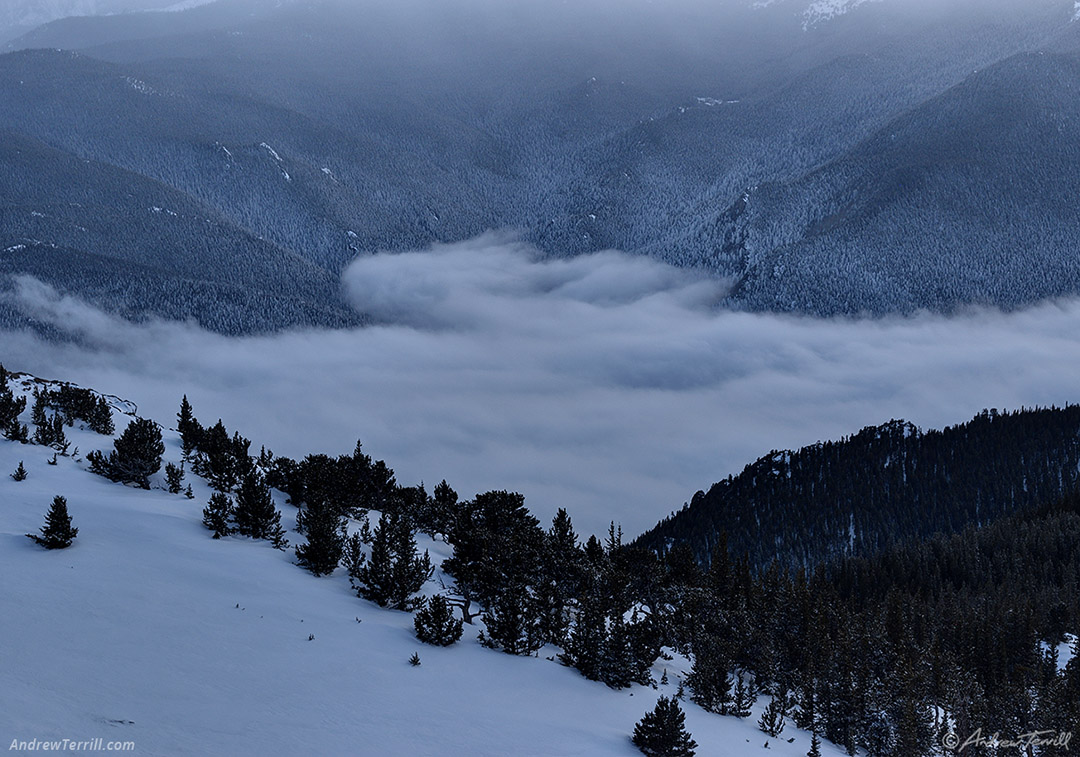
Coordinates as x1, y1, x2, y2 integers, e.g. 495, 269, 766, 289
636, 407, 1080, 571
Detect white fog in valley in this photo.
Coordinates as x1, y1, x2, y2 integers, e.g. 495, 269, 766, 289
4, 234, 1080, 538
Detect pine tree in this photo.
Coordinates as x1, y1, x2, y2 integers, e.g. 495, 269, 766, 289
602, 611, 635, 689
184, 484, 194, 499
295, 499, 346, 576
352, 509, 431, 609
560, 589, 607, 681
0, 365, 27, 436
687, 637, 734, 715
414, 595, 464, 646
28, 495, 78, 549
87, 416, 164, 488
341, 532, 366, 580
88, 396, 114, 435
202, 492, 235, 539
11, 461, 27, 481
233, 470, 287, 549
758, 689, 789, 738
632, 696, 697, 757
480, 579, 544, 656
732, 673, 755, 718
807, 733, 822, 757
165, 462, 185, 494
177, 395, 201, 459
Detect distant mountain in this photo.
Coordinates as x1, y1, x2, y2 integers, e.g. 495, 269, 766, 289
2, 0, 1079, 331
0, 0, 215, 46
634, 407, 1080, 570
719, 49, 1080, 315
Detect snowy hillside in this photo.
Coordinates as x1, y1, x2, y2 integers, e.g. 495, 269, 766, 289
0, 373, 840, 756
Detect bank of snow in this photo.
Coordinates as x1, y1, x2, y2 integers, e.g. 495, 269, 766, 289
0, 381, 840, 756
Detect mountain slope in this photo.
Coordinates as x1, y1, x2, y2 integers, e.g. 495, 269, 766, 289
635, 407, 1080, 570
721, 50, 1080, 315
0, 372, 842, 756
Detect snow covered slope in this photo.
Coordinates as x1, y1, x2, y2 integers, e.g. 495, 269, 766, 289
0, 374, 841, 756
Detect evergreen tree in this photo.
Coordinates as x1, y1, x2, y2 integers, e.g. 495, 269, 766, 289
11, 461, 27, 481
233, 469, 287, 549
177, 395, 201, 459
0, 365, 27, 435
4, 421, 29, 443
758, 689, 790, 738
807, 733, 822, 757
28, 495, 78, 549
352, 509, 431, 610
202, 492, 234, 539
165, 462, 185, 494
601, 611, 635, 689
560, 589, 607, 681
87, 416, 164, 488
687, 637, 734, 715
732, 673, 755, 718
88, 396, 114, 435
632, 696, 697, 757
341, 531, 366, 580
295, 499, 346, 576
414, 595, 464, 646
480, 579, 544, 656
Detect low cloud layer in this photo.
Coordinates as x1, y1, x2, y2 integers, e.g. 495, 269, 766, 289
5, 235, 1080, 538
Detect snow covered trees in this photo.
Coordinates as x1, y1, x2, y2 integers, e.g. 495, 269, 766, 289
87, 416, 164, 489
632, 696, 697, 757
28, 495, 78, 549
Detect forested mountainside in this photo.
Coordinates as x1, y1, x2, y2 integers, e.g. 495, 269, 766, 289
1, 0, 1078, 332
635, 406, 1080, 570
3, 364, 1077, 756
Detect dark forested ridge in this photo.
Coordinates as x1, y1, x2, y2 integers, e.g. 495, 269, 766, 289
1, 0, 1079, 332
635, 406, 1080, 570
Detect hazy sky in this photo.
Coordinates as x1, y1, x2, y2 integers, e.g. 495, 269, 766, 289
4, 233, 1080, 539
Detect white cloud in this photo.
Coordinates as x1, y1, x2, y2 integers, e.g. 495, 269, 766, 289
5, 235, 1080, 539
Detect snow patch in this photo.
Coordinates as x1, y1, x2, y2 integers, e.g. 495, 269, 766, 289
259, 143, 282, 162
1074, 1, 1080, 21
123, 76, 156, 95
696, 97, 739, 107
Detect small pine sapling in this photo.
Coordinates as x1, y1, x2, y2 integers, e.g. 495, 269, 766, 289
11, 461, 27, 481
28, 495, 78, 549
409, 652, 421, 667
165, 462, 185, 494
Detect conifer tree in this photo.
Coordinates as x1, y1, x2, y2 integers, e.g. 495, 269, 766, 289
341, 531, 366, 580
807, 733, 822, 757
601, 611, 635, 689
0, 365, 27, 435
87, 416, 164, 488
165, 462, 185, 494
414, 595, 464, 646
202, 492, 234, 538
177, 395, 201, 459
560, 589, 607, 681
687, 637, 734, 715
295, 499, 346, 576
758, 689, 789, 738
233, 469, 287, 549
11, 461, 27, 481
352, 509, 431, 609
88, 396, 115, 435
4, 421, 29, 443
632, 696, 697, 757
28, 495, 78, 549
480, 579, 544, 655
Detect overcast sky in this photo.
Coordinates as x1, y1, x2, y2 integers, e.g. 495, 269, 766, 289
5, 234, 1080, 539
